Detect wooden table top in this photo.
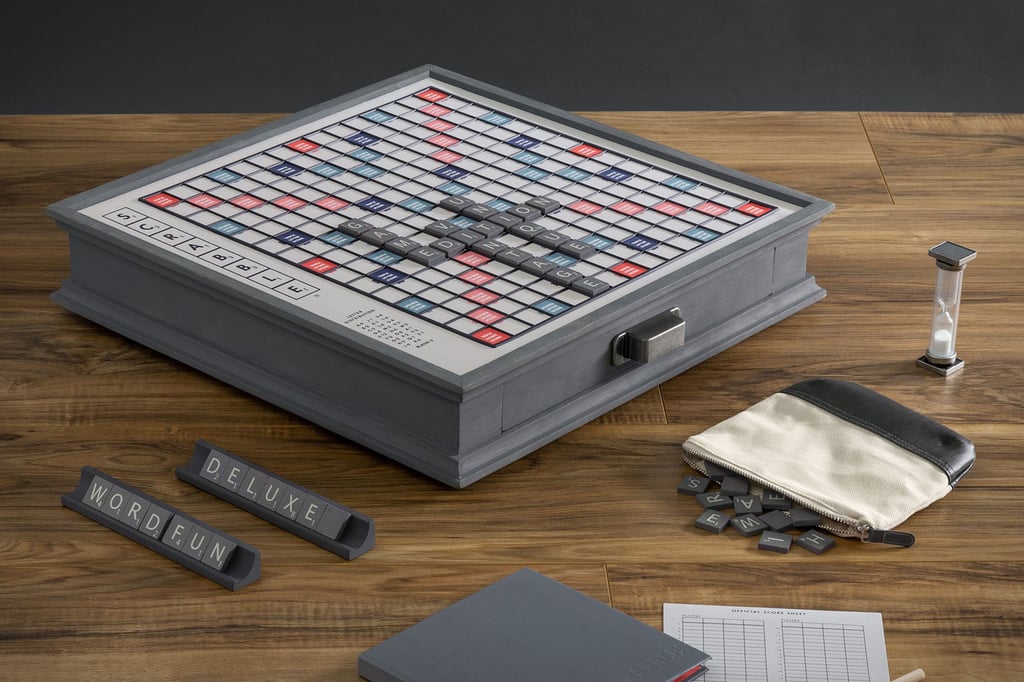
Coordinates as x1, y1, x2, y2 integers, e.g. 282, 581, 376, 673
1, 111, 1021, 681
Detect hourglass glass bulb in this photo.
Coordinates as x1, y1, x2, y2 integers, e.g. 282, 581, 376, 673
917, 242, 976, 376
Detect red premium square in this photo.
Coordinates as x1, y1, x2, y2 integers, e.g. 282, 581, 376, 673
301, 257, 339, 274
286, 138, 320, 153
230, 194, 264, 209
652, 201, 686, 216
694, 201, 729, 217
416, 88, 450, 102
431, 149, 464, 164
610, 261, 648, 278
459, 269, 495, 286
464, 288, 500, 305
423, 118, 455, 132
610, 200, 644, 216
454, 251, 490, 267
427, 134, 460, 148
314, 196, 349, 211
272, 196, 307, 211
143, 192, 180, 208
471, 328, 511, 346
468, 307, 505, 325
567, 200, 602, 215
570, 143, 603, 158
737, 201, 772, 217
187, 194, 222, 209
420, 103, 452, 117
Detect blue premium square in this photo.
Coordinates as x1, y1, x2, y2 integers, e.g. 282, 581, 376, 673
347, 131, 382, 147
269, 162, 303, 177
369, 267, 407, 285
276, 230, 313, 246
507, 134, 540, 149
357, 197, 393, 212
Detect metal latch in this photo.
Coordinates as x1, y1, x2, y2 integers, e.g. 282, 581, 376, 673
610, 307, 686, 366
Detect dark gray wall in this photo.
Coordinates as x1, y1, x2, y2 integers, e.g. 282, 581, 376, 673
4, 0, 1021, 114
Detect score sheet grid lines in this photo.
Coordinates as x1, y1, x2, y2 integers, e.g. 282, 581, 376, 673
664, 604, 889, 682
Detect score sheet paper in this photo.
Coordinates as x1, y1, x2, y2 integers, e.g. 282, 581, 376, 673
663, 603, 890, 682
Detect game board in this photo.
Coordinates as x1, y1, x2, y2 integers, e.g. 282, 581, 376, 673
48, 66, 832, 486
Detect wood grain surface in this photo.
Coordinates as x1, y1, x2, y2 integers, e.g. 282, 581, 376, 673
1, 111, 1021, 681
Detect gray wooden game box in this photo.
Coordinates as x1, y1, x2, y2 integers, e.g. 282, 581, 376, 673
47, 65, 832, 487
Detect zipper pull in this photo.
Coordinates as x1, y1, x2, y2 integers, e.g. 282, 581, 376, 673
861, 527, 916, 547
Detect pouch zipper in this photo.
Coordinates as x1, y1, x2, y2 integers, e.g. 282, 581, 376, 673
682, 444, 915, 547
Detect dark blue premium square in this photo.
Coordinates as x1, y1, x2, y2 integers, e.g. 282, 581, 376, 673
434, 165, 469, 180
347, 131, 382, 146
269, 162, 303, 177
369, 268, 407, 285
598, 167, 633, 183
622, 235, 661, 251
276, 229, 313, 246
507, 134, 540, 149
357, 197, 394, 212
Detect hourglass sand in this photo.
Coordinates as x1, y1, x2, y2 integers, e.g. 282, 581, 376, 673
917, 241, 976, 376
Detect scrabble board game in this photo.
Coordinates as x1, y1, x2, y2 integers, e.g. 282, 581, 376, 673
48, 66, 832, 487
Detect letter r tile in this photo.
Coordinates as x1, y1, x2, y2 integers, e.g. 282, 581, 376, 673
121, 493, 151, 530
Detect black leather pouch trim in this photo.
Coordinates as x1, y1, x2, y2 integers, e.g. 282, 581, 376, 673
781, 378, 975, 486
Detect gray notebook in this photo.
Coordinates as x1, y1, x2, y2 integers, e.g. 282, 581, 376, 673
358, 568, 708, 682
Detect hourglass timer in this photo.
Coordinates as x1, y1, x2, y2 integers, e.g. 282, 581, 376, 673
917, 241, 977, 376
